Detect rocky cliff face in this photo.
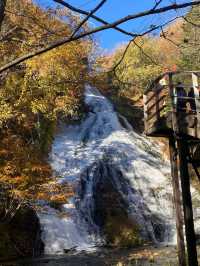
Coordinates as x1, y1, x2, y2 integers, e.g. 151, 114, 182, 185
77, 160, 142, 247
76, 159, 173, 247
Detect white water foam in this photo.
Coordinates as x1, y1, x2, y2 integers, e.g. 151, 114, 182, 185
39, 85, 200, 254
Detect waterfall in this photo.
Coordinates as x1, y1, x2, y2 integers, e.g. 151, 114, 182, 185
38, 85, 200, 254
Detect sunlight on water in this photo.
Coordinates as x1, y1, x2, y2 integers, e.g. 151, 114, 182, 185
39, 85, 200, 254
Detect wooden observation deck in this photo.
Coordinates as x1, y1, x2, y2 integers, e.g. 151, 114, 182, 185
144, 71, 200, 140
143, 71, 200, 266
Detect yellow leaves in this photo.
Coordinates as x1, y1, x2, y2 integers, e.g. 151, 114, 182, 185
31, 99, 51, 115
0, 102, 13, 126
49, 194, 68, 205
0, 0, 93, 127
0, 126, 75, 204
27, 42, 87, 78
0, 0, 94, 204
33, 181, 74, 204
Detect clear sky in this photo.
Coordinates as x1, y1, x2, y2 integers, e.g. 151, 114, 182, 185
34, 0, 188, 51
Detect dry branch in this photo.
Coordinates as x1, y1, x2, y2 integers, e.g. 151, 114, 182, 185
54, 0, 139, 38
0, 0, 200, 73
70, 0, 107, 38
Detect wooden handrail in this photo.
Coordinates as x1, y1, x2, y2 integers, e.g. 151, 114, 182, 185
144, 70, 200, 94
146, 105, 166, 122
146, 94, 166, 114
144, 71, 200, 141
145, 87, 164, 105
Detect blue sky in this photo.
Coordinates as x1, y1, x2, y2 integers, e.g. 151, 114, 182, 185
34, 0, 188, 50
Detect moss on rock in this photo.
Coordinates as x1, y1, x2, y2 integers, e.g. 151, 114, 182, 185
90, 162, 143, 248
104, 212, 142, 248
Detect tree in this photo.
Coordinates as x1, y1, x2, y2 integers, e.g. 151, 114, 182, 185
0, 0, 200, 220
1, 0, 200, 73
101, 19, 184, 100
0, 0, 93, 203
180, 5, 200, 69
111, 37, 162, 97
0, 0, 6, 30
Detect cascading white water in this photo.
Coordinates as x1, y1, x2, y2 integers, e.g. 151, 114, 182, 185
38, 85, 200, 254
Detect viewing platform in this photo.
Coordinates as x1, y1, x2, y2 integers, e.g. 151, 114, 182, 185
143, 71, 200, 140
144, 71, 200, 266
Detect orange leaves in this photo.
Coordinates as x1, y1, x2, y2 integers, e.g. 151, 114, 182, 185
1, 0, 94, 127
0, 0, 94, 205
31, 181, 74, 205
0, 126, 74, 205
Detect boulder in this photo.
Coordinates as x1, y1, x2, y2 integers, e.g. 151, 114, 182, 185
0, 200, 44, 261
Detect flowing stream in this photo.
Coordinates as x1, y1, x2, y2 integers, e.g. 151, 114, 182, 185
38, 86, 200, 255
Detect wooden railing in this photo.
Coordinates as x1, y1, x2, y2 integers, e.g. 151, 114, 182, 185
143, 71, 200, 138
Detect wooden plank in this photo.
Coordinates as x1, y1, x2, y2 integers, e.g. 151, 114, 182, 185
177, 139, 198, 266
147, 94, 166, 114
169, 73, 179, 133
143, 94, 148, 133
169, 137, 186, 266
145, 88, 162, 105
146, 105, 166, 122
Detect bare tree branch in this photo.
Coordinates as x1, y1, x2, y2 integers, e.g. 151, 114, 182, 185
183, 15, 200, 28
153, 0, 163, 10
5, 9, 66, 37
0, 0, 200, 73
54, 0, 138, 38
5, 1, 106, 38
0, 25, 18, 41
160, 25, 181, 48
112, 16, 180, 73
132, 39, 159, 65
112, 40, 133, 72
70, 0, 107, 38
71, 0, 200, 31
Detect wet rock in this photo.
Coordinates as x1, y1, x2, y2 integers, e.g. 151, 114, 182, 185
76, 159, 172, 247
0, 198, 44, 261
63, 246, 77, 254
77, 161, 142, 247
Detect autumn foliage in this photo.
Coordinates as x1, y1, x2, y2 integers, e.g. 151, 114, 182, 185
0, 0, 93, 204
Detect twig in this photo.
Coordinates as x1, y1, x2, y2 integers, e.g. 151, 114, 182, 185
153, 0, 163, 10
183, 16, 200, 28
0, 1, 200, 73
71, 0, 107, 38
111, 16, 180, 73
54, 0, 137, 38
132, 39, 159, 65
5, 9, 67, 37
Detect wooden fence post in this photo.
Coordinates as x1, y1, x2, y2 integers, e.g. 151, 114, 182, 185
177, 139, 198, 266
143, 94, 148, 133
192, 73, 200, 130
169, 136, 186, 266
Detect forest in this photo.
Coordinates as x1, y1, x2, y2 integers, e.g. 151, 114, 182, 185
0, 0, 200, 265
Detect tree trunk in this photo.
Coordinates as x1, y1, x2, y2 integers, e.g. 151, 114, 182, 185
0, 0, 6, 31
